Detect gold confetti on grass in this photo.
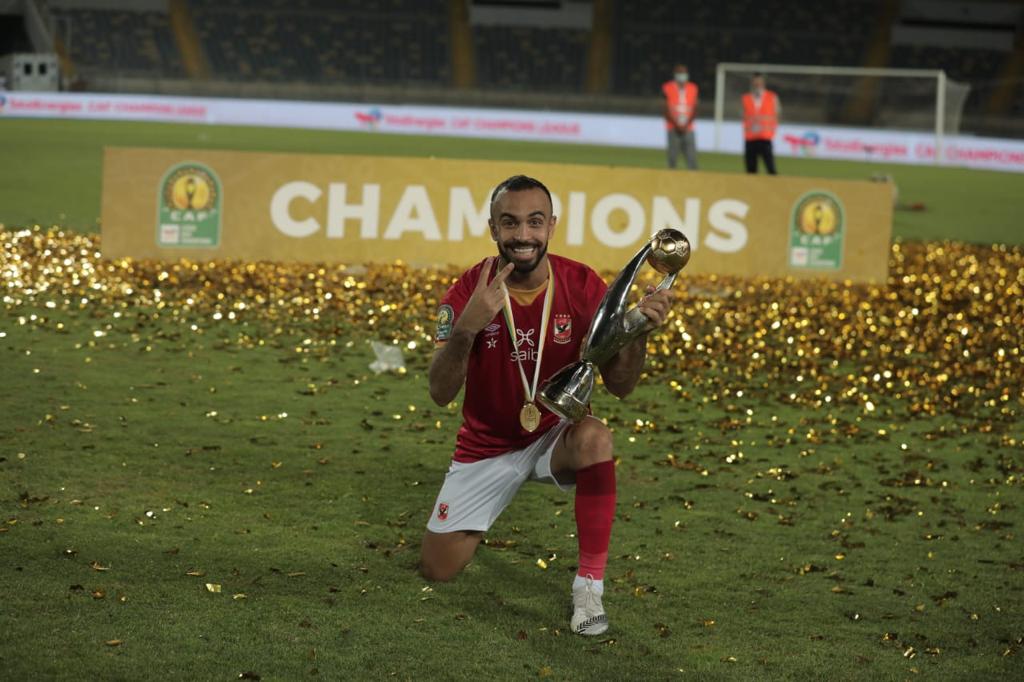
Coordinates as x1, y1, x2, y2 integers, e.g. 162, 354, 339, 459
2, 229, 1021, 427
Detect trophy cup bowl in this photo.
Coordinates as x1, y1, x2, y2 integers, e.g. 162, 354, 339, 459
538, 229, 690, 422
535, 361, 595, 423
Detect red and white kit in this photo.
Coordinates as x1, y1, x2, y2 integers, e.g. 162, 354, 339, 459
436, 254, 607, 463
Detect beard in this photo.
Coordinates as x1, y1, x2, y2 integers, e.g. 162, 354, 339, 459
498, 239, 548, 275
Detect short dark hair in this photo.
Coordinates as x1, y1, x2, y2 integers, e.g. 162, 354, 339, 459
490, 175, 553, 213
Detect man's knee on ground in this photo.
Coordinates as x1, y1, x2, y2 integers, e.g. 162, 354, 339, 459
419, 557, 456, 577
419, 530, 479, 582
419, 556, 462, 582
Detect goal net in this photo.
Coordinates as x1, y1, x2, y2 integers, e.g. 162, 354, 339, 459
713, 63, 970, 160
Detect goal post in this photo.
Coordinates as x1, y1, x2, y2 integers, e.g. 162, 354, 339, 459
713, 63, 970, 163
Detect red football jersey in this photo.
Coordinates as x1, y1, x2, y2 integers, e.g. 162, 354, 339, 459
435, 255, 607, 462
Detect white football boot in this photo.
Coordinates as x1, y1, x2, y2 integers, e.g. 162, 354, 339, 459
570, 576, 608, 636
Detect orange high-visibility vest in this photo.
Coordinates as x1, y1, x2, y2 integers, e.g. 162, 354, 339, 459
663, 80, 698, 132
742, 90, 778, 141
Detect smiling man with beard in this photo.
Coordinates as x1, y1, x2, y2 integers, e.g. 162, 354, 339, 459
420, 174, 675, 636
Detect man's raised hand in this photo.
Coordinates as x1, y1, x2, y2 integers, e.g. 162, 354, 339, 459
453, 258, 515, 336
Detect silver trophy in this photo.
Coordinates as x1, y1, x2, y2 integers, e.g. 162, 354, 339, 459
538, 228, 691, 422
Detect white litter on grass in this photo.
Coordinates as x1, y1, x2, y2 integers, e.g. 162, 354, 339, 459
369, 341, 405, 374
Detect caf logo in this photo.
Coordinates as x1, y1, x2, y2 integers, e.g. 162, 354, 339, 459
164, 168, 217, 211
156, 162, 222, 248
788, 190, 845, 270
436, 305, 454, 341
795, 194, 841, 236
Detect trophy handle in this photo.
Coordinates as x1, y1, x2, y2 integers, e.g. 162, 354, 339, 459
581, 243, 652, 365
651, 271, 678, 293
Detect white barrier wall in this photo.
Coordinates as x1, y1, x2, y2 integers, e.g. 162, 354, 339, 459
2, 91, 1024, 173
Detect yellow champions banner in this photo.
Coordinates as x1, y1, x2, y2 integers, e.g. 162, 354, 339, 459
102, 147, 893, 282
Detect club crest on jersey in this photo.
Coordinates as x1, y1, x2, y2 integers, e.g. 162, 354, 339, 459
553, 314, 572, 344
437, 503, 449, 521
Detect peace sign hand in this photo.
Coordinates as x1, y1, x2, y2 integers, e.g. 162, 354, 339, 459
453, 257, 515, 336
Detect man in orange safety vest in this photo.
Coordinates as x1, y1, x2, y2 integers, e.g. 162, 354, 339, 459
662, 64, 699, 170
741, 73, 780, 175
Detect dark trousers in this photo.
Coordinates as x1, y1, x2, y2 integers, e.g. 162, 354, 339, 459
744, 139, 777, 174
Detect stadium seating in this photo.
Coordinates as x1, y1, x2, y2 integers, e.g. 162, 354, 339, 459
30, 1, 1020, 135
188, 0, 451, 85
472, 25, 588, 93
611, 0, 878, 98
49, 8, 184, 77
888, 44, 1008, 114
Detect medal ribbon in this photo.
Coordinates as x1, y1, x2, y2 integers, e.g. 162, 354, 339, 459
500, 259, 555, 408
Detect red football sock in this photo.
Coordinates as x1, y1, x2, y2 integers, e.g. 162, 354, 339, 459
574, 460, 616, 580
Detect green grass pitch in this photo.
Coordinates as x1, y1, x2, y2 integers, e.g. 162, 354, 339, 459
1, 117, 1022, 680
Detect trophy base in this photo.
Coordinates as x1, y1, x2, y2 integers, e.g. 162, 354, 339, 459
537, 361, 595, 423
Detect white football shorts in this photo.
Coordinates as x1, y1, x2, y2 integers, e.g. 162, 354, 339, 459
427, 420, 573, 533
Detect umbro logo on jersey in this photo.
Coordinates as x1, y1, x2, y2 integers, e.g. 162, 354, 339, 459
484, 322, 501, 336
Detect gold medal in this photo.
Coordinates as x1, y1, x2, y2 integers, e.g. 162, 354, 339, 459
519, 402, 542, 433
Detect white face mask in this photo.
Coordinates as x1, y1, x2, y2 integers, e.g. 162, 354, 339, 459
675, 73, 689, 84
